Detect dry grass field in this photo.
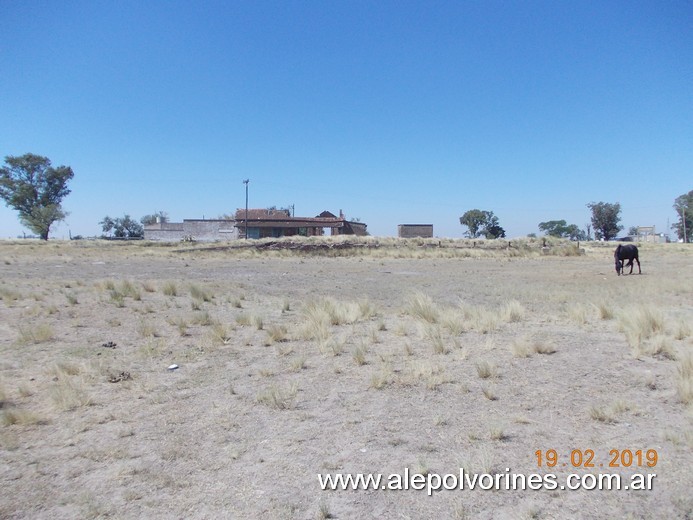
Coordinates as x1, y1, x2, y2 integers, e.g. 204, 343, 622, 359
0, 238, 691, 519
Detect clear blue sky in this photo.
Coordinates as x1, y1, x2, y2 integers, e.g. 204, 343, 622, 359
1, 0, 691, 239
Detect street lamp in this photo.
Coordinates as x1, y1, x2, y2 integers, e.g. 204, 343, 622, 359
243, 179, 249, 239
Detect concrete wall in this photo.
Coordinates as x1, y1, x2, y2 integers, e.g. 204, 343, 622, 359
144, 220, 238, 242
398, 224, 433, 238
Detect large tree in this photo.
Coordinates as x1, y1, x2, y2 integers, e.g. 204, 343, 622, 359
100, 215, 144, 238
672, 190, 692, 243
0, 153, 74, 240
538, 219, 587, 240
460, 209, 505, 239
587, 202, 622, 241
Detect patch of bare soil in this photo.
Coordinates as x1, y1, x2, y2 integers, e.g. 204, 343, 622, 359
0, 241, 691, 519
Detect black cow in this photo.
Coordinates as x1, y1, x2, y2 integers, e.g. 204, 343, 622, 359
614, 244, 641, 276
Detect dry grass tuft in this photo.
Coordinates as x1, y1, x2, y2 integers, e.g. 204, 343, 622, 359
136, 319, 159, 338
49, 368, 93, 411
210, 322, 234, 344
17, 322, 55, 345
481, 385, 498, 401
618, 305, 666, 353
370, 364, 394, 389
566, 303, 590, 325
510, 336, 533, 358
162, 281, 178, 296
303, 297, 376, 329
405, 292, 440, 323
501, 300, 525, 323
422, 324, 449, 355
595, 301, 614, 320
589, 405, 616, 423
674, 319, 691, 340
589, 400, 632, 423
676, 350, 693, 405
1, 406, 44, 426
266, 324, 288, 344
532, 340, 557, 355
290, 355, 307, 371
476, 360, 497, 379
353, 343, 368, 366
257, 382, 298, 410
189, 284, 212, 302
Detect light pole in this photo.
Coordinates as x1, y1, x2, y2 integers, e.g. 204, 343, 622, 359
243, 179, 249, 239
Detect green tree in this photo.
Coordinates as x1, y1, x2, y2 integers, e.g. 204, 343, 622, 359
672, 190, 692, 243
587, 202, 622, 241
140, 211, 169, 226
538, 220, 570, 237
564, 224, 587, 241
460, 209, 505, 239
460, 209, 487, 238
538, 219, 586, 240
100, 215, 144, 238
483, 214, 506, 239
0, 153, 74, 240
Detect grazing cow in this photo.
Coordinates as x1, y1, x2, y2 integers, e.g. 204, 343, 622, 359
614, 244, 641, 276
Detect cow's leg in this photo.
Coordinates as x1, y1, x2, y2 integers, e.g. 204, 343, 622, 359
635, 256, 641, 274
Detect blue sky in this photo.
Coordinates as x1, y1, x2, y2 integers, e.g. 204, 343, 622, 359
1, 0, 691, 239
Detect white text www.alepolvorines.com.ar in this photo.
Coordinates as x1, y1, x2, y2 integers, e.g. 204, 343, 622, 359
318, 468, 656, 496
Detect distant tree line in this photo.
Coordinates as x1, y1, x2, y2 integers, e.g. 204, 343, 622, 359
459, 201, 628, 241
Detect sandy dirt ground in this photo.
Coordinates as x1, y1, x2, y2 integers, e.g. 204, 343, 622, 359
0, 240, 691, 519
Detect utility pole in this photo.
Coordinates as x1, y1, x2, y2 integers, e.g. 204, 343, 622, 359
243, 179, 249, 240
